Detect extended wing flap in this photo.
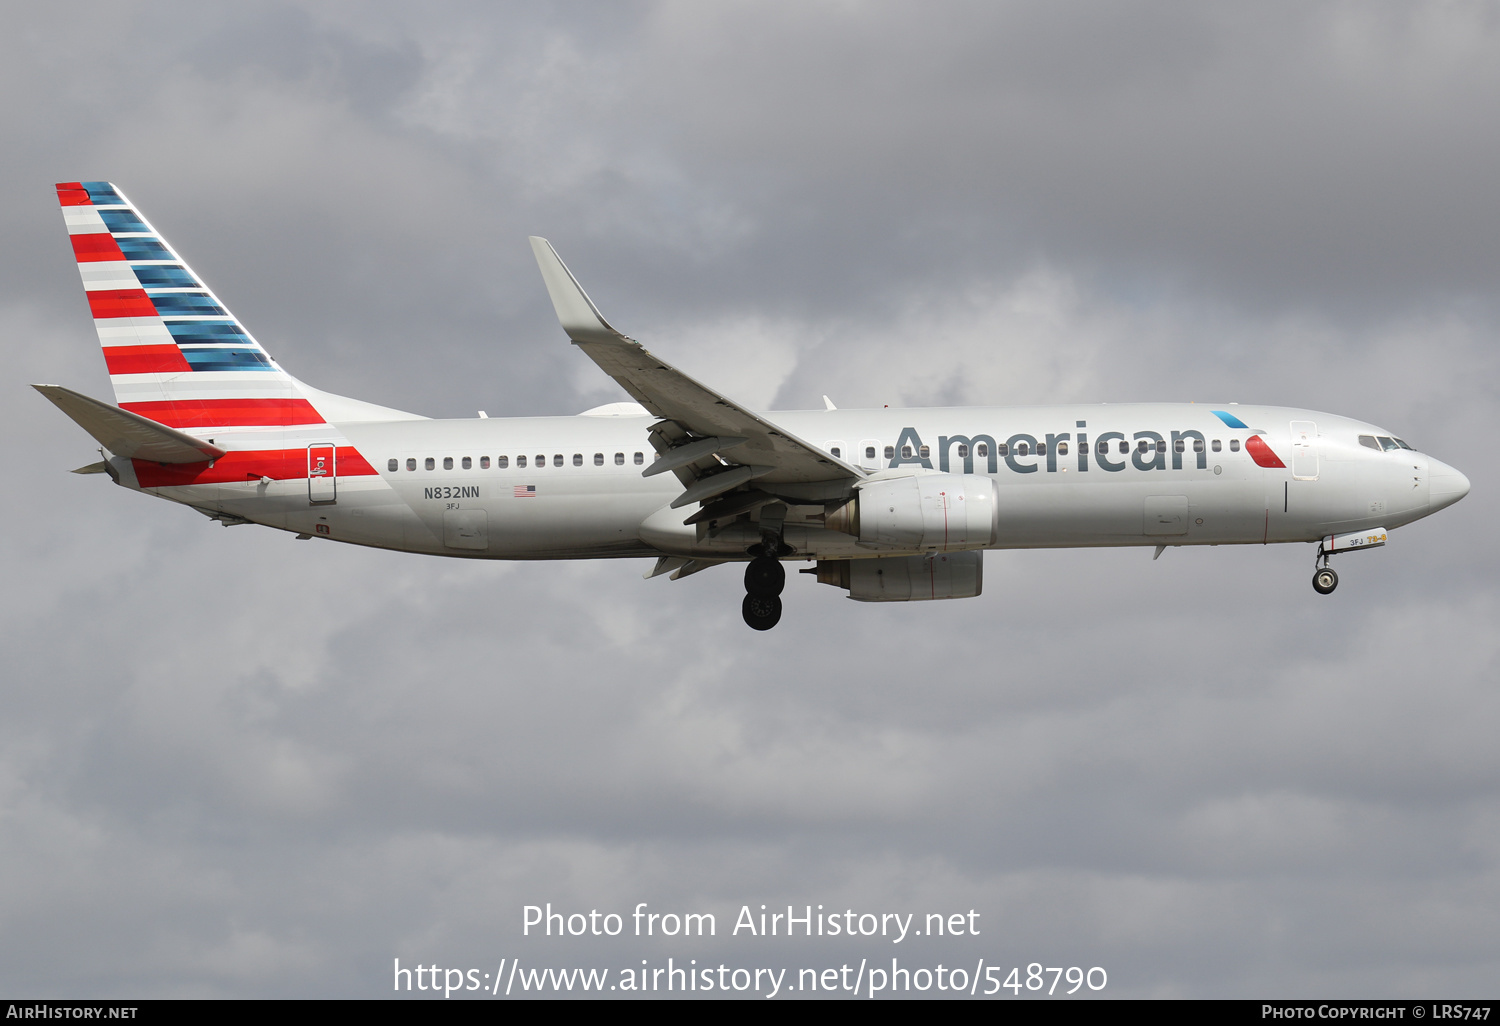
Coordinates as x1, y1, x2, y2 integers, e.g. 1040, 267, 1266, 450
529, 237, 861, 486
33, 384, 227, 463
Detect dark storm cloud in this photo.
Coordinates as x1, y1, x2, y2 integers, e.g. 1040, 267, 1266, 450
609, 2, 1500, 315
0, 0, 1496, 999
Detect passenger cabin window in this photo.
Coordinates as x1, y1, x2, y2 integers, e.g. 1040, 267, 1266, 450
407, 458, 417, 471
387, 459, 398, 472
573, 453, 582, 466
957, 443, 969, 458
1193, 439, 1205, 453
480, 456, 490, 469
594, 453, 604, 465
615, 452, 625, 465
425, 457, 435, 470
1016, 441, 1030, 456
633, 452, 644, 465
1212, 440, 1222, 452
830, 447, 841, 458
902, 445, 913, 458
443, 457, 454, 470
462, 456, 471, 469
495, 456, 507, 468
517, 455, 527, 468
1118, 441, 1128, 454
976, 443, 988, 458
1057, 442, 1069, 456
865, 446, 877, 459
919, 445, 930, 459
1096, 440, 1108, 456
1377, 436, 1399, 451
1229, 439, 1240, 452
536, 454, 545, 466
1137, 440, 1149, 453
884, 446, 895, 460
1036, 443, 1047, 456
1359, 435, 1381, 451
555, 454, 564, 467
1174, 439, 1186, 453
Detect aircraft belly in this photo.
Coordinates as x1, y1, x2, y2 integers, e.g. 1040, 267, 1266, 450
388, 477, 668, 557
994, 481, 1141, 544
992, 477, 1272, 547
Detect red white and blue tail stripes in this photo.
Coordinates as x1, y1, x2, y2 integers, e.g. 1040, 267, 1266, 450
57, 181, 381, 489
57, 181, 324, 431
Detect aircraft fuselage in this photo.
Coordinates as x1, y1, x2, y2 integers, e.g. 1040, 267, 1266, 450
110, 402, 1464, 562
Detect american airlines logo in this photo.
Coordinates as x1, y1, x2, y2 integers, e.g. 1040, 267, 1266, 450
886, 414, 1284, 475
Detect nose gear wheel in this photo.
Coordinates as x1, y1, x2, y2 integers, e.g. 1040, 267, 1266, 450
1312, 566, 1339, 594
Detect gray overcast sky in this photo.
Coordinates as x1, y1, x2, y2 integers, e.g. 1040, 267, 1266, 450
2, 0, 1497, 998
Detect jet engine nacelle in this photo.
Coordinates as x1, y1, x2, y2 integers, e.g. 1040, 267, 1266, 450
825, 473, 999, 551
806, 552, 984, 602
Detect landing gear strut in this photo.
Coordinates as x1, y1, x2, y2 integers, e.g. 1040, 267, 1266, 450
742, 509, 789, 629
1312, 544, 1338, 595
742, 555, 785, 630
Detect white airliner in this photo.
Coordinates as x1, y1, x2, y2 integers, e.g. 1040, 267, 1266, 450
38, 181, 1471, 629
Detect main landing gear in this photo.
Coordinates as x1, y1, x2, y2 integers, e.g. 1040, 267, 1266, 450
742, 512, 790, 629
742, 555, 785, 630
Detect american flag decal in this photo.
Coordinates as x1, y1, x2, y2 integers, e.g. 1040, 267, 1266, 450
514, 484, 536, 497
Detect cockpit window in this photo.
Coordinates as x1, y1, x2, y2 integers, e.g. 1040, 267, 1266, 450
1394, 437, 1414, 450
1377, 436, 1399, 452
1358, 435, 1381, 451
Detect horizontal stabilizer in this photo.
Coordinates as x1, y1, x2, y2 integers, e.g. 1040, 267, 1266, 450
33, 384, 227, 463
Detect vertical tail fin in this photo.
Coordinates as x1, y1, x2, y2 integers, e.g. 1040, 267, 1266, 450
56, 181, 322, 431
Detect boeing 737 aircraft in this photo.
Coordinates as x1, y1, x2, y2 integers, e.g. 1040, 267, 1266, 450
37, 182, 1471, 629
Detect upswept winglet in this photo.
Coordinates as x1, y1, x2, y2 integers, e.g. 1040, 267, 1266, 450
528, 237, 625, 346
527, 237, 862, 499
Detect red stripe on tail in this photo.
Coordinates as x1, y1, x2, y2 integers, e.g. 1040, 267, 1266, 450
87, 289, 158, 319
70, 232, 126, 262
120, 398, 325, 429
56, 182, 91, 206
103, 344, 193, 375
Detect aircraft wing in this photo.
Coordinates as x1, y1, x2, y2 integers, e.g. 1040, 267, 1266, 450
529, 238, 862, 500
33, 384, 227, 463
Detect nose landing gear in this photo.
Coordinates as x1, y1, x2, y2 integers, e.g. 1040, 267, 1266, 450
1312, 565, 1339, 594
1309, 528, 1387, 595
1312, 540, 1339, 595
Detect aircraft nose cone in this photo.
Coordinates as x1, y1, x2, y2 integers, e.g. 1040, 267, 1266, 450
1429, 459, 1471, 512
